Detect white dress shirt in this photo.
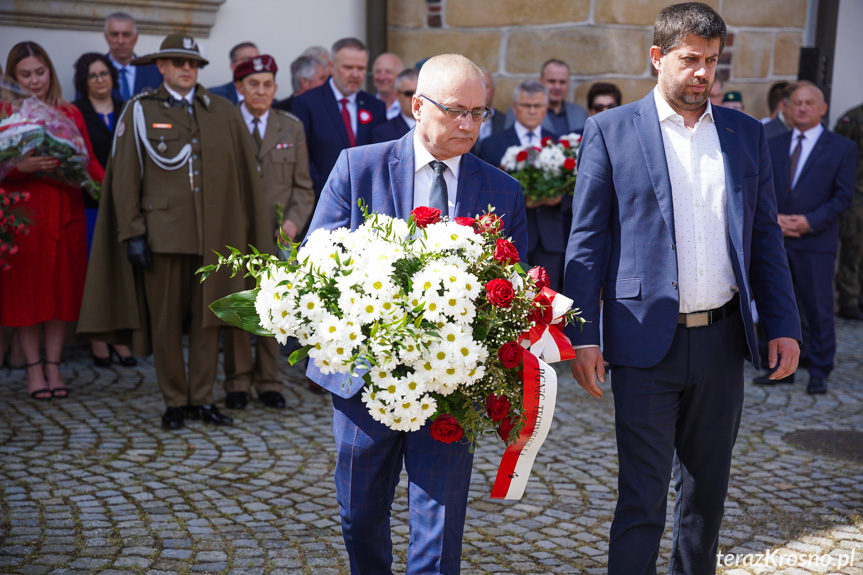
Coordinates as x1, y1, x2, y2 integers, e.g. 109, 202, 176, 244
384, 98, 401, 120
330, 78, 358, 135
514, 121, 542, 147
413, 130, 460, 220
240, 104, 268, 139
789, 123, 824, 190
653, 88, 737, 313
164, 84, 195, 107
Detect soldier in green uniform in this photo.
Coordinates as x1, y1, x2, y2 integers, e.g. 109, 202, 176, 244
835, 102, 863, 320
78, 34, 270, 429
222, 54, 315, 410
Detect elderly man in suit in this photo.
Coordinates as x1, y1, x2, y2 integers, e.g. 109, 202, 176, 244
480, 81, 569, 292
371, 68, 418, 143
762, 82, 855, 394
505, 59, 588, 136
222, 54, 315, 410
564, 3, 801, 574
208, 42, 259, 105
97, 12, 161, 102
305, 53, 527, 575
272, 54, 328, 114
293, 38, 386, 197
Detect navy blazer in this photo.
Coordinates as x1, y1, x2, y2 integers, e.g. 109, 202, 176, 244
371, 115, 411, 143
305, 132, 528, 397
769, 129, 856, 253
563, 92, 801, 370
112, 62, 162, 102
764, 117, 788, 140
208, 81, 239, 105
292, 80, 386, 194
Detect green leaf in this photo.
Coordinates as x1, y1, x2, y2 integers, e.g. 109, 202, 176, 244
208, 289, 273, 336
288, 345, 311, 366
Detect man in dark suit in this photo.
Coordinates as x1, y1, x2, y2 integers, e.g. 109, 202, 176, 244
480, 81, 569, 292
764, 81, 856, 394
99, 12, 162, 102
272, 53, 328, 113
305, 54, 527, 575
504, 59, 588, 136
208, 42, 259, 105
293, 38, 386, 197
371, 68, 417, 143
564, 4, 801, 574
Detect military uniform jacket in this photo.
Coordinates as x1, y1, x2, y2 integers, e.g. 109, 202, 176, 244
78, 84, 271, 353
835, 103, 863, 196
254, 108, 315, 238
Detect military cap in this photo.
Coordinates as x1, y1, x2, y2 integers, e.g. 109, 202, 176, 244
723, 91, 743, 104
131, 33, 209, 67
233, 55, 278, 82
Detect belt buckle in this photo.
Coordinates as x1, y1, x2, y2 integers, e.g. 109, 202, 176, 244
685, 312, 709, 328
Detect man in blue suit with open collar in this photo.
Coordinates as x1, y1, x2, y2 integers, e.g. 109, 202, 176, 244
305, 54, 527, 575
766, 81, 856, 394
564, 4, 801, 574
292, 38, 386, 199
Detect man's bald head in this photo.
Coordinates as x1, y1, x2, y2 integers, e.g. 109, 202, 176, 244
416, 54, 485, 101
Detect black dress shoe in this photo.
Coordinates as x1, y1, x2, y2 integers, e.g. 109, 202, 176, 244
198, 404, 233, 426
225, 391, 248, 409
838, 306, 863, 321
162, 407, 185, 429
258, 391, 286, 409
753, 371, 795, 385
807, 375, 827, 395
185, 405, 201, 420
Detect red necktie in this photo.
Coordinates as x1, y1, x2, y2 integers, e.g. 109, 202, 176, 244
340, 98, 356, 147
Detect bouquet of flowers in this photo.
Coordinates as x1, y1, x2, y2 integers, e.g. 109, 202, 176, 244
0, 78, 101, 200
499, 133, 582, 204
200, 205, 583, 448
0, 187, 32, 270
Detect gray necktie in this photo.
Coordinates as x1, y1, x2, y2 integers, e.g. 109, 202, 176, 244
788, 133, 805, 190
428, 160, 449, 217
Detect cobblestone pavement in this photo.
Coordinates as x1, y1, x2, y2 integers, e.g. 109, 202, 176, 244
1, 318, 861, 575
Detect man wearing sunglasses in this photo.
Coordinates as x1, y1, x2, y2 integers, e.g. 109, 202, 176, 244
80, 34, 270, 431
587, 82, 622, 116
305, 54, 527, 574
371, 68, 418, 143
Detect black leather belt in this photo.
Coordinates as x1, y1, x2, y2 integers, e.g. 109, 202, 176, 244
677, 294, 739, 328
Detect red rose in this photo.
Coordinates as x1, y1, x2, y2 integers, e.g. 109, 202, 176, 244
493, 238, 520, 265
564, 157, 577, 171
530, 293, 554, 325
485, 393, 512, 422
497, 341, 523, 369
515, 150, 529, 162
477, 213, 503, 234
498, 416, 518, 442
411, 206, 441, 228
454, 216, 476, 230
429, 414, 463, 444
559, 139, 571, 149
485, 278, 515, 308
527, 266, 549, 290
541, 136, 553, 147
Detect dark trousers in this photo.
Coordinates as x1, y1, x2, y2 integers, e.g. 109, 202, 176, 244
144, 253, 219, 407
785, 247, 836, 378
608, 312, 746, 575
331, 393, 473, 575
222, 328, 282, 394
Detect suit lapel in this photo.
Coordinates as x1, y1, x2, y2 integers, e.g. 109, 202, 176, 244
633, 94, 675, 240
713, 107, 744, 254
356, 91, 374, 145
388, 134, 416, 221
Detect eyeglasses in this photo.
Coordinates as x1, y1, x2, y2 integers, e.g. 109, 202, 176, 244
419, 94, 491, 123
398, 90, 415, 97
591, 103, 619, 112
87, 71, 111, 81
169, 58, 199, 69
516, 103, 547, 111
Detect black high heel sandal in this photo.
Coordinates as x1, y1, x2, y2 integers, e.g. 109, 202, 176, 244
44, 360, 69, 398
25, 361, 51, 400
92, 349, 112, 368
109, 345, 137, 367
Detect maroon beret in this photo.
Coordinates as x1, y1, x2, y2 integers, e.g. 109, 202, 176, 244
233, 55, 278, 82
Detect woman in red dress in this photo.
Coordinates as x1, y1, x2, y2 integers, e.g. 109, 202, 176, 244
2, 42, 105, 399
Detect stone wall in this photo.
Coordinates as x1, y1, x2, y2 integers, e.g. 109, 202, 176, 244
388, 0, 807, 121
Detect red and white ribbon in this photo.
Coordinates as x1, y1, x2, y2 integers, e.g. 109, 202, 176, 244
490, 350, 557, 500
519, 287, 576, 363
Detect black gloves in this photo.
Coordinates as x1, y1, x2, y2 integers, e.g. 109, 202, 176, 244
126, 235, 152, 271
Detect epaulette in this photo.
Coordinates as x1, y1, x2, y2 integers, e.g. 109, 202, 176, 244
272, 108, 301, 123
133, 88, 159, 101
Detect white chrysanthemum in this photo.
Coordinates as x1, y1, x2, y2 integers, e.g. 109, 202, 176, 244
354, 295, 382, 324
375, 375, 403, 404
500, 144, 526, 171
397, 338, 422, 363
437, 362, 470, 388
417, 394, 438, 419
537, 145, 566, 177
398, 373, 428, 401
298, 292, 326, 322
559, 132, 582, 150
393, 397, 422, 423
